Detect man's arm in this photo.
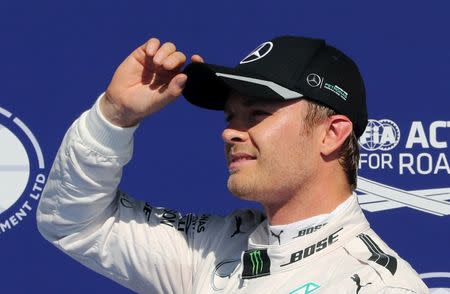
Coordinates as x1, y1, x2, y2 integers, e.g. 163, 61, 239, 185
36, 38, 205, 293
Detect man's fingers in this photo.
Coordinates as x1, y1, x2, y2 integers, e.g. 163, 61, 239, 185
153, 42, 176, 66
191, 54, 205, 63
145, 38, 161, 56
162, 51, 187, 70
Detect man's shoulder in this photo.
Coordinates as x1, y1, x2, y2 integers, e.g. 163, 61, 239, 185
341, 229, 428, 293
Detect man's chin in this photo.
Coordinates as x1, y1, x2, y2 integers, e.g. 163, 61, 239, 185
227, 175, 258, 200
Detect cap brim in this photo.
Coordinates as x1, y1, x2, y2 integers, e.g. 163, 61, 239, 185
182, 62, 303, 110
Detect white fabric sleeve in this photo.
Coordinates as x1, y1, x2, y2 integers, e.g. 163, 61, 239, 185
36, 94, 195, 294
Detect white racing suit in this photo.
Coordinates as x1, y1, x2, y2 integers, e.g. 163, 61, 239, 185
36, 98, 429, 294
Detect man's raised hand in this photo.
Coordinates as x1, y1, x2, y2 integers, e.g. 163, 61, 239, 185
101, 38, 203, 127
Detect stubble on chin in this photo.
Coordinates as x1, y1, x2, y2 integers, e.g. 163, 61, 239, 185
227, 172, 259, 200
226, 161, 304, 206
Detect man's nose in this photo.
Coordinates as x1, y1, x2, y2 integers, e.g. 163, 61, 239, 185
222, 126, 248, 144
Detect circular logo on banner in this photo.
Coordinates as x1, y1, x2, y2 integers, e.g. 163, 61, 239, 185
359, 119, 401, 151
240, 42, 273, 64
0, 126, 30, 212
0, 106, 46, 234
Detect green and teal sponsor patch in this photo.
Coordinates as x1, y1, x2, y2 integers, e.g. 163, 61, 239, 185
324, 83, 348, 100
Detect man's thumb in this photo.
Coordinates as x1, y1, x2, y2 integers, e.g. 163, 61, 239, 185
167, 74, 187, 98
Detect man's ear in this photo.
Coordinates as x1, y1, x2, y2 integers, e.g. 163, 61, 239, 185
320, 115, 353, 156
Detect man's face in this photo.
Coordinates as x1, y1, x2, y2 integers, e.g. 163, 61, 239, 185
223, 93, 322, 206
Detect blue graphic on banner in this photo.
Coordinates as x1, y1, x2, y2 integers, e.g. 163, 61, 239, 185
0, 107, 47, 233
357, 118, 450, 216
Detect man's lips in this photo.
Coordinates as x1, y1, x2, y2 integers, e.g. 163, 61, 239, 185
228, 152, 257, 170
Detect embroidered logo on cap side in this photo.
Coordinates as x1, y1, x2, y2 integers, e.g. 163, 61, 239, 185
306, 73, 348, 100
306, 73, 323, 88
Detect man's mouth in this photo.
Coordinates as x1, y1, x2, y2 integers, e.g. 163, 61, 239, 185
228, 153, 257, 171
231, 153, 256, 162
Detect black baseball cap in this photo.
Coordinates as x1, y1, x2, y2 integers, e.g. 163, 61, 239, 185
182, 36, 368, 137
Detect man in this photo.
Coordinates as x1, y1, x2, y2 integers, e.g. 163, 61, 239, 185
36, 36, 428, 293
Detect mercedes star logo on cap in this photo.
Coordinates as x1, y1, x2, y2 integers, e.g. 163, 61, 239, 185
306, 73, 322, 88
